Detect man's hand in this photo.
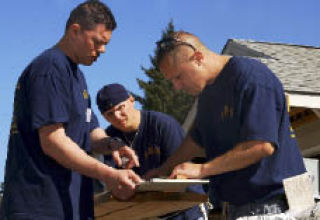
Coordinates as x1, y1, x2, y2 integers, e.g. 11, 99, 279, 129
104, 169, 142, 200
169, 162, 205, 179
112, 146, 139, 169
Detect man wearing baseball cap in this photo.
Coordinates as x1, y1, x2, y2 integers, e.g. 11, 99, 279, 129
96, 83, 209, 219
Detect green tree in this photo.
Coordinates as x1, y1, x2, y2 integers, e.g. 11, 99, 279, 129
133, 21, 195, 124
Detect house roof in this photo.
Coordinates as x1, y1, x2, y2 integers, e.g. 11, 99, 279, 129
222, 39, 320, 96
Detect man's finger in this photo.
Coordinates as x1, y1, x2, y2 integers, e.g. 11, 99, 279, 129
112, 151, 122, 166
121, 177, 135, 189
127, 154, 140, 168
129, 171, 143, 184
169, 172, 177, 179
169, 167, 180, 179
124, 147, 140, 167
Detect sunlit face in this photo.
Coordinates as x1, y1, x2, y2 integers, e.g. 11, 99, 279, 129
159, 53, 207, 95
102, 98, 136, 131
74, 24, 112, 66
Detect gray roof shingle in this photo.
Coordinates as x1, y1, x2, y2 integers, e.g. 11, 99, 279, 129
222, 39, 320, 95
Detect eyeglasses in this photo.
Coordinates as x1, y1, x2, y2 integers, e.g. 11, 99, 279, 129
156, 37, 196, 54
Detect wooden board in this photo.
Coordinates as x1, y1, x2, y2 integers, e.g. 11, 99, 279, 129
94, 191, 208, 219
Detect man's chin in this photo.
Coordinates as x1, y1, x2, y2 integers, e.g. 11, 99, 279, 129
79, 61, 93, 66
80, 57, 97, 66
83, 60, 95, 66
114, 124, 127, 131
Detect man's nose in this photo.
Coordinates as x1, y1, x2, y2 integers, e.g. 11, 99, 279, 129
114, 110, 122, 120
97, 45, 105, 54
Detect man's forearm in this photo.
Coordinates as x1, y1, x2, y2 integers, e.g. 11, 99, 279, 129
201, 140, 275, 177
39, 124, 116, 182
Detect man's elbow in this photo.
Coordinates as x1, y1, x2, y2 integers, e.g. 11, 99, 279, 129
259, 143, 275, 157
39, 136, 55, 156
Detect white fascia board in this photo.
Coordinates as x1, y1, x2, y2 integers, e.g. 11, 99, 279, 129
288, 93, 320, 109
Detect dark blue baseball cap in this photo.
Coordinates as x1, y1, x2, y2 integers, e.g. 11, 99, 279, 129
96, 83, 130, 113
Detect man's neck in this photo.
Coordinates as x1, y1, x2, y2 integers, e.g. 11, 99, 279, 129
131, 109, 141, 131
207, 53, 231, 85
56, 36, 77, 64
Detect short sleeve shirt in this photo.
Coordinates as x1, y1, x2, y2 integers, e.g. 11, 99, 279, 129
105, 111, 185, 175
1, 47, 98, 219
105, 111, 206, 219
190, 56, 306, 205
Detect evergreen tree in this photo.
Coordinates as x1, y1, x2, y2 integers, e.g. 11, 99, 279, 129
133, 21, 195, 124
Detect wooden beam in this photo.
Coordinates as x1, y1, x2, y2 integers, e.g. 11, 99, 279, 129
301, 144, 320, 157
313, 109, 320, 119
290, 108, 319, 129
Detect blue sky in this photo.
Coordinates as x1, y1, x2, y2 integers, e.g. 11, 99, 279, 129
1, 0, 319, 182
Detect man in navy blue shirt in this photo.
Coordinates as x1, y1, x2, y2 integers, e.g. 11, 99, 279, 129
146, 31, 306, 219
96, 83, 209, 219
1, 1, 141, 219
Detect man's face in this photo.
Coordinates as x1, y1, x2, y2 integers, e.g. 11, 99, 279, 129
159, 54, 207, 95
74, 24, 112, 66
102, 98, 135, 131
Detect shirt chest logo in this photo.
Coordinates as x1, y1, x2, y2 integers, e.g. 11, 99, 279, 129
221, 105, 234, 120
144, 146, 160, 159
83, 90, 89, 99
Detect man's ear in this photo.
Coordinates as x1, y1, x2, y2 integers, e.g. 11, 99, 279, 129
129, 95, 135, 103
191, 51, 204, 66
69, 23, 81, 38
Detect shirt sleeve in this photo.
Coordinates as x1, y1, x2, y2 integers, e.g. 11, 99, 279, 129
238, 82, 281, 148
90, 109, 99, 132
28, 70, 70, 130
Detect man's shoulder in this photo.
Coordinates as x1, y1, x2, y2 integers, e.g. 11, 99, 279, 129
231, 56, 263, 67
230, 56, 281, 88
144, 110, 178, 125
33, 47, 63, 64
143, 110, 183, 133
30, 47, 71, 77
230, 56, 268, 75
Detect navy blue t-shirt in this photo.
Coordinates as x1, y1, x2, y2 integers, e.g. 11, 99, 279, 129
190, 56, 306, 205
105, 110, 206, 219
1, 47, 99, 219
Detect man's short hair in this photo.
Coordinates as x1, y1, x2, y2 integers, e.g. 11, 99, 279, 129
155, 31, 196, 66
96, 83, 130, 113
66, 0, 117, 31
